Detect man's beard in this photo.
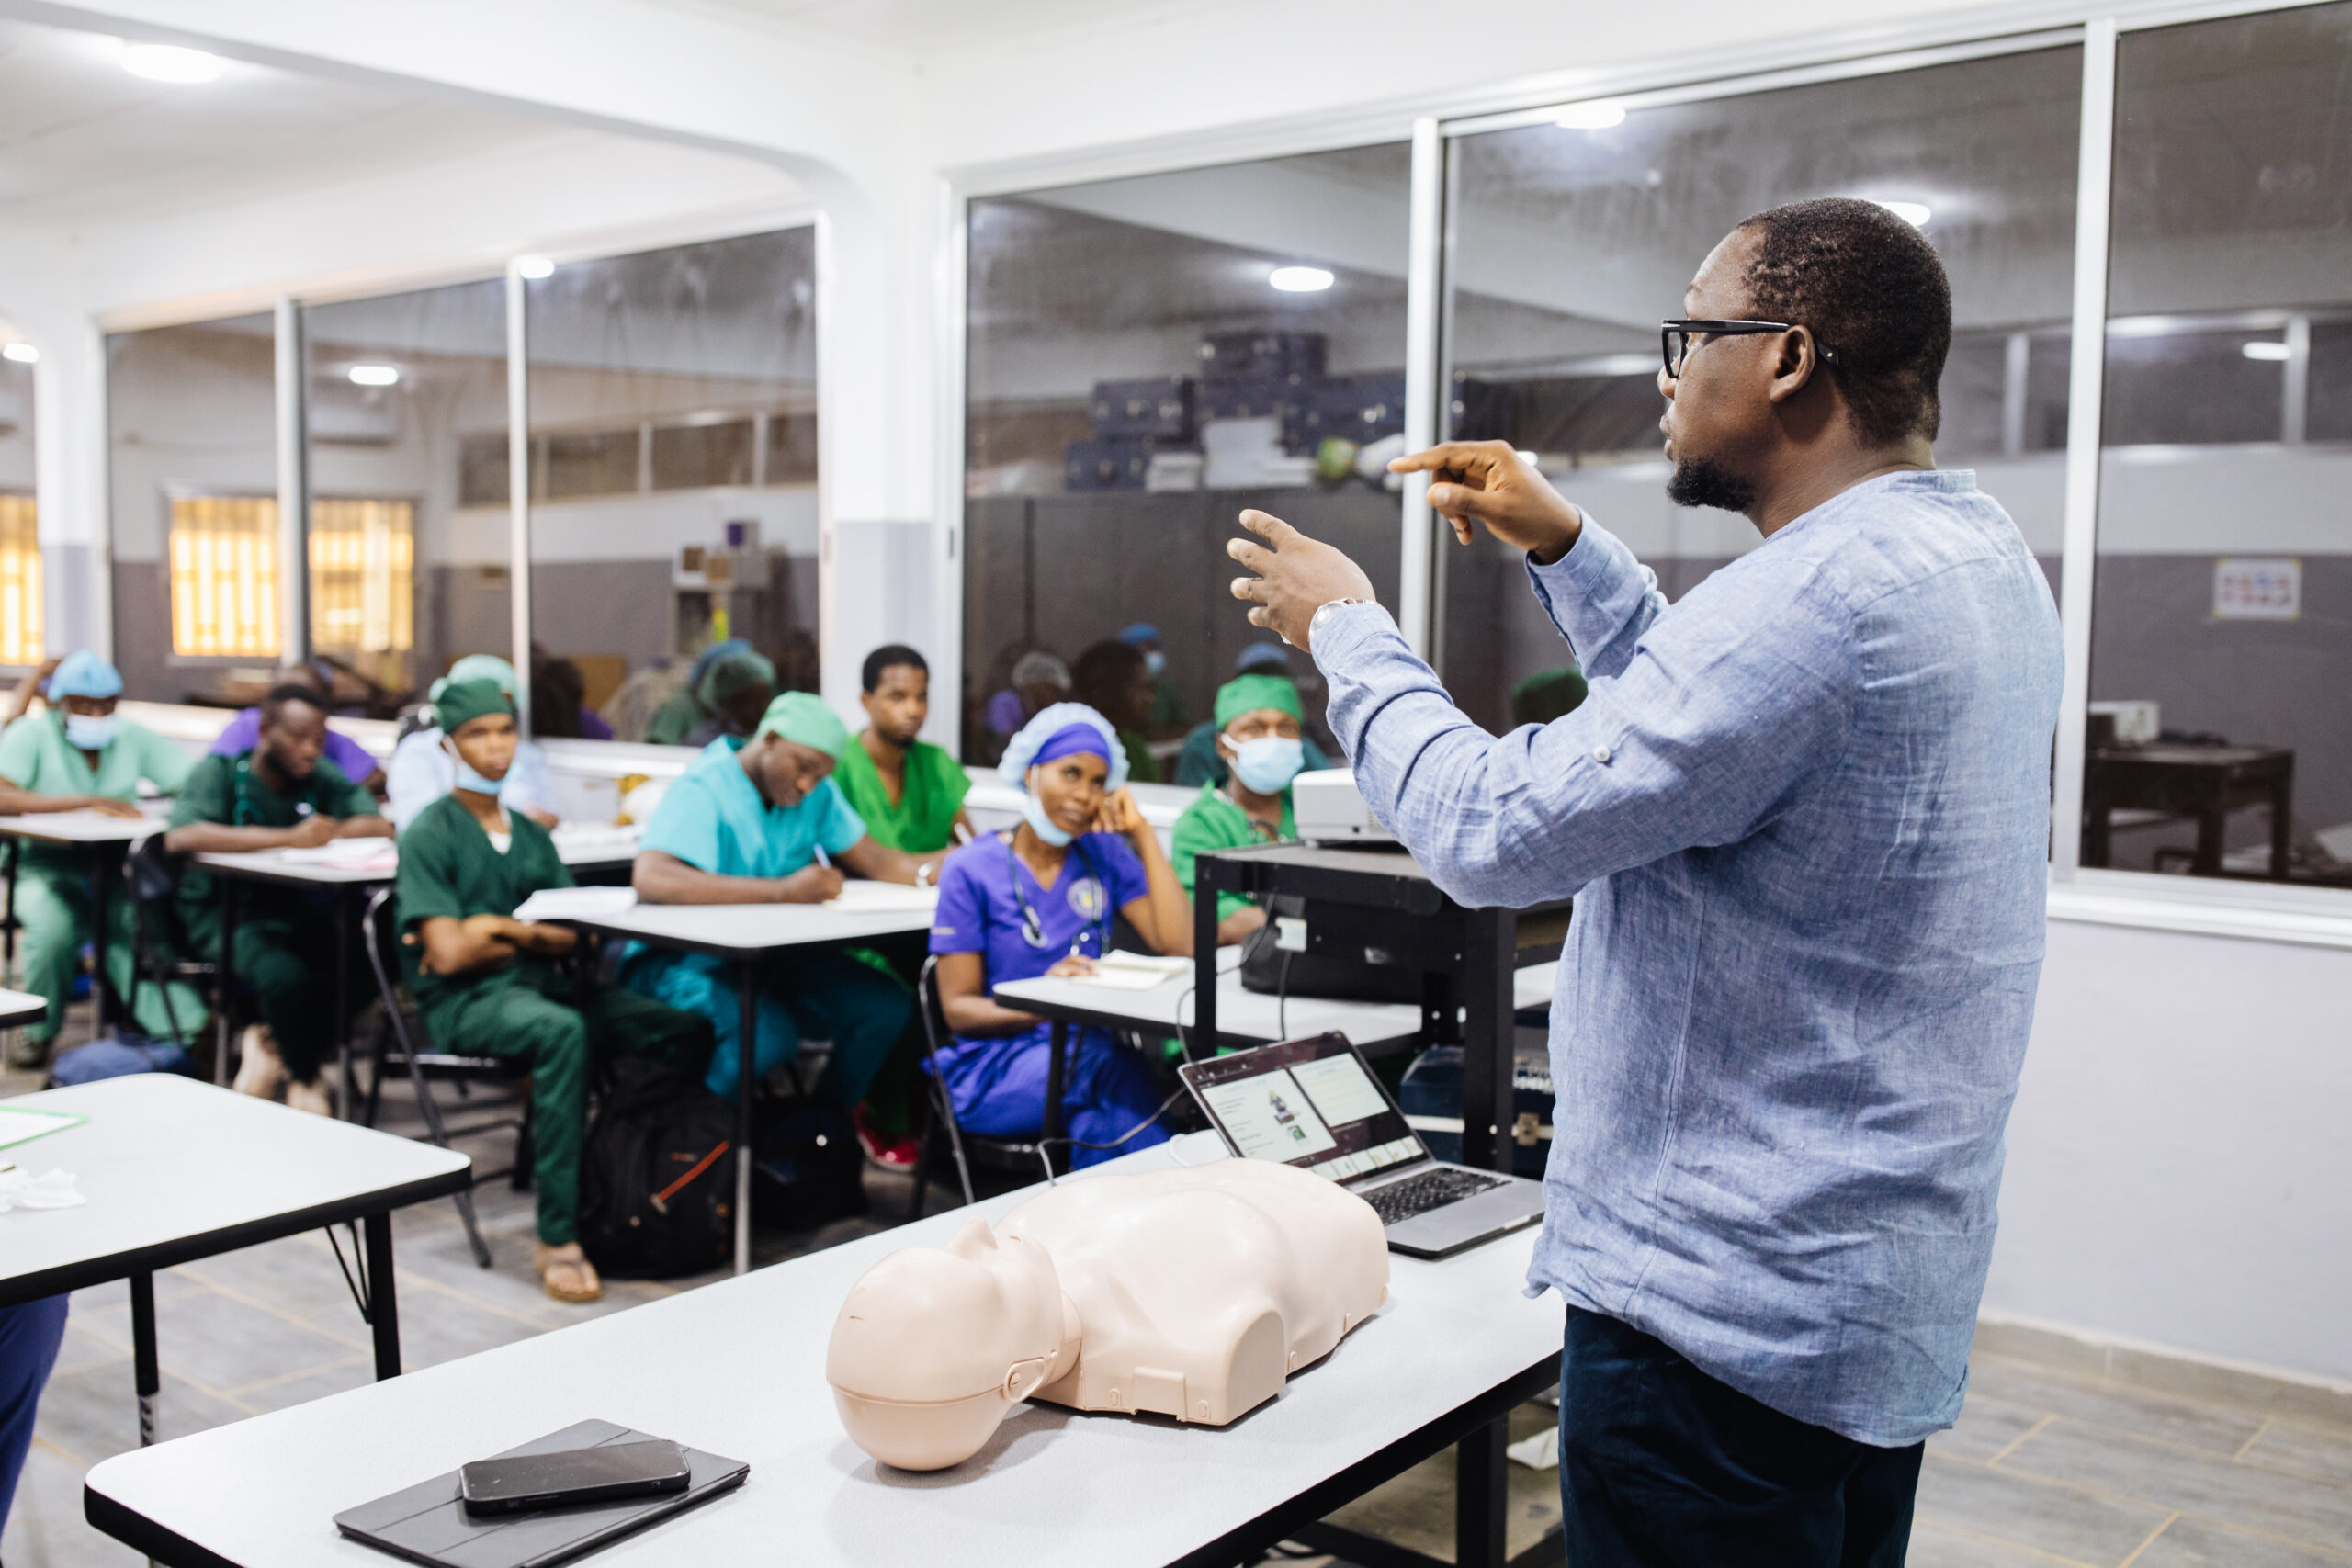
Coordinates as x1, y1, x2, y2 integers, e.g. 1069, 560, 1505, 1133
1667, 457, 1757, 513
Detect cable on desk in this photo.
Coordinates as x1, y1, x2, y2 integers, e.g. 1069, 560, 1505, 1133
1032, 1081, 1193, 1187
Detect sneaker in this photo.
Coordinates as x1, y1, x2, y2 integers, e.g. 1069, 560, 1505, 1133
232, 1025, 285, 1100
5, 1032, 49, 1071
284, 1077, 334, 1118
854, 1105, 920, 1171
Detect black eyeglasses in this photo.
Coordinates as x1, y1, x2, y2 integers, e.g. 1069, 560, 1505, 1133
1661, 320, 1840, 378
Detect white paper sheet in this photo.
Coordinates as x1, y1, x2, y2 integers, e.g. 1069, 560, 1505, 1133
512, 886, 639, 922
0, 1104, 84, 1152
821, 882, 940, 915
1069, 952, 1191, 990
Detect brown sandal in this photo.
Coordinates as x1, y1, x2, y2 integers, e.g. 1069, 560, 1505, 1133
533, 1244, 604, 1303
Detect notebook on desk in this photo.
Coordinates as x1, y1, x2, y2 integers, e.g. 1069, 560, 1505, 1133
334, 1419, 747, 1568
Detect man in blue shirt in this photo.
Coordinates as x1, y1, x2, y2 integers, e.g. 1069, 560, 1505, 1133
1227, 198, 2062, 1562
624, 692, 944, 1110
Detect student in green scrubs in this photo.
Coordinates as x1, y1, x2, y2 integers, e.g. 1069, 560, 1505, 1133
164, 684, 392, 1115
644, 644, 775, 749
0, 649, 201, 1067
623, 693, 947, 1114
1170, 673, 1310, 946
824, 645, 974, 1166
396, 681, 711, 1304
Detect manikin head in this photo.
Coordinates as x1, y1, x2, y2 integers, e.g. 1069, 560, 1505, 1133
827, 1216, 1078, 1471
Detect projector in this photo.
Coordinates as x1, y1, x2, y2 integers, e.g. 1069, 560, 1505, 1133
1292, 768, 1395, 845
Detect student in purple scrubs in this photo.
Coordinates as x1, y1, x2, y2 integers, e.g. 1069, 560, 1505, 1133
928, 704, 1192, 1166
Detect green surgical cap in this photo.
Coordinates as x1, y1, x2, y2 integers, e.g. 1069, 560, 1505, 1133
699, 650, 776, 708
447, 653, 518, 695
435, 678, 514, 736
1215, 672, 1303, 730
755, 691, 850, 759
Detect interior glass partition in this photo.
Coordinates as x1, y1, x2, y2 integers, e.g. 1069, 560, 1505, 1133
1438, 46, 2083, 731
304, 279, 507, 715
523, 229, 819, 741
2083, 3, 2352, 886
106, 312, 278, 701
0, 353, 39, 667
963, 143, 1413, 768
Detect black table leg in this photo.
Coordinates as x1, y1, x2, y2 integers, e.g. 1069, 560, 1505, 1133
1454, 1415, 1509, 1568
214, 880, 241, 1087
1462, 909, 1515, 1174
334, 887, 355, 1119
93, 847, 118, 1031
365, 1212, 401, 1379
130, 1270, 159, 1447
2270, 767, 2294, 880
1044, 1018, 1069, 1174
735, 957, 757, 1277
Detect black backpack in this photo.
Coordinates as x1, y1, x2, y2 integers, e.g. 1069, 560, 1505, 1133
577, 1056, 736, 1279
751, 1097, 867, 1232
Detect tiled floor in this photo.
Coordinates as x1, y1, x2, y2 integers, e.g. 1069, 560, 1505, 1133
6, 1032, 2350, 1567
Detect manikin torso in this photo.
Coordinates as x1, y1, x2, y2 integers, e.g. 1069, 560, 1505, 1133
827, 1158, 1388, 1470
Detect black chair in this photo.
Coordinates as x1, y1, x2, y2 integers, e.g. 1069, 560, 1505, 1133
120, 833, 220, 1057
358, 886, 530, 1269
907, 955, 1057, 1221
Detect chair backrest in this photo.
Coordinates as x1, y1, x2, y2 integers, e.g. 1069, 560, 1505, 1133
914, 954, 953, 1066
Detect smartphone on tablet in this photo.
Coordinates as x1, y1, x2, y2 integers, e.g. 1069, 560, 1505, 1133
458, 1439, 691, 1516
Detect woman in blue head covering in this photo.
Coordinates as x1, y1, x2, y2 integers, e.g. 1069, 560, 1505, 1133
927, 702, 1193, 1166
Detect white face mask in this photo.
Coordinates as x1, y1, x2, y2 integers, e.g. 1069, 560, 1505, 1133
63, 714, 116, 750
1227, 735, 1305, 795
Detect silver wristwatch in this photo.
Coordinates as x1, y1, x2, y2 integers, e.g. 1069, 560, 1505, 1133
1307, 597, 1369, 649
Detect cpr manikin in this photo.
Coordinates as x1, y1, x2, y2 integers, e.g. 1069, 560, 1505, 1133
826, 1159, 1388, 1470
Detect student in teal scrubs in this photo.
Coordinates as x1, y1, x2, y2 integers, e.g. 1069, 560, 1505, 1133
0, 649, 201, 1066
623, 693, 948, 1111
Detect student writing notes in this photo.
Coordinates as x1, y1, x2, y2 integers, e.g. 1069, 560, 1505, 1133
395, 680, 710, 1304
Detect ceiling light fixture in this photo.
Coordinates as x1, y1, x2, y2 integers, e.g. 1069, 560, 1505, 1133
1555, 100, 1627, 130
0, 344, 36, 365
514, 255, 556, 280
1871, 199, 1933, 227
347, 364, 400, 387
2241, 341, 2292, 362
119, 43, 225, 83
1269, 265, 1334, 293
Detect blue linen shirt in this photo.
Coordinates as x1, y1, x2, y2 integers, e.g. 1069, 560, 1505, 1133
1315, 470, 2062, 1447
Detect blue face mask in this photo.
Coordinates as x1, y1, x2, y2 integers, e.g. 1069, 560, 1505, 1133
1021, 790, 1075, 848
1229, 735, 1305, 796
63, 714, 116, 750
1143, 649, 1167, 678
444, 739, 503, 797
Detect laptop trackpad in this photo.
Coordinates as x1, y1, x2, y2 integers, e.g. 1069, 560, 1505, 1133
1383, 1174, 1545, 1254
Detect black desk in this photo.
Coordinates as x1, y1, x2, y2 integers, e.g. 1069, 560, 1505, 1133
1191, 842, 1566, 1175
2082, 743, 2293, 879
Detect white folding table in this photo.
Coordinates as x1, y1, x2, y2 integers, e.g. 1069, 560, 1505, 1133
553, 898, 942, 1277
0, 808, 169, 1031
0, 1075, 471, 1448
0, 985, 48, 1030
81, 1130, 1564, 1568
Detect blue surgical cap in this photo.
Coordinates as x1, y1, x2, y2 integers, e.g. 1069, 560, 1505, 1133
1236, 641, 1291, 674
998, 702, 1128, 794
48, 649, 122, 700
1117, 623, 1159, 647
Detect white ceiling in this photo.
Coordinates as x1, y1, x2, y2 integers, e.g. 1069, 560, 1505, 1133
657, 0, 1199, 56
0, 17, 577, 225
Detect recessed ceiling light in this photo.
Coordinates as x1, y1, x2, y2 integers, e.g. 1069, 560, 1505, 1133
1555, 100, 1627, 130
1871, 199, 1933, 227
514, 255, 556, 280
2241, 341, 2292, 361
347, 364, 400, 387
119, 43, 224, 83
1269, 265, 1334, 293
0, 344, 36, 365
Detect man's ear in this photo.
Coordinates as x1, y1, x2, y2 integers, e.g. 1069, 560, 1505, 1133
1766, 328, 1825, 405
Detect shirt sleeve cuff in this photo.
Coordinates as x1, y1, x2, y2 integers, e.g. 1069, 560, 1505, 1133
1306, 601, 1405, 671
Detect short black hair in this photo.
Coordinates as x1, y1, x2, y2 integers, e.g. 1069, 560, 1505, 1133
1736, 197, 1952, 445
861, 644, 928, 693
260, 683, 325, 728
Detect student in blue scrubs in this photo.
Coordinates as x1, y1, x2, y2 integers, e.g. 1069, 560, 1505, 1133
623, 692, 946, 1110
0, 1295, 66, 1539
928, 703, 1193, 1166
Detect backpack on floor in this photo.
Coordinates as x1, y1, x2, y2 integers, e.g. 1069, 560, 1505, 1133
750, 1096, 867, 1232
577, 1055, 736, 1279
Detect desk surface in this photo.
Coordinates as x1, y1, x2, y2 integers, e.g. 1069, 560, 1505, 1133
558, 897, 936, 959
0, 1075, 470, 1307
995, 949, 1423, 1049
0, 809, 166, 844
2089, 743, 2292, 770
0, 986, 46, 1029
194, 834, 636, 887
84, 1131, 1563, 1568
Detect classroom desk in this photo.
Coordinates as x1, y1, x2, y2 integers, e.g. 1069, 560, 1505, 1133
554, 897, 942, 1278
2081, 742, 2294, 879
81, 1131, 1565, 1568
0, 985, 47, 1030
0, 808, 169, 1030
0, 1075, 469, 1450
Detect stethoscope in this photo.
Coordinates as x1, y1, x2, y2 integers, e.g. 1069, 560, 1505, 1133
999, 830, 1110, 956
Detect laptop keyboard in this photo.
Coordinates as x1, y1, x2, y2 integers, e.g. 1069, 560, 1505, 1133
1363, 1168, 1510, 1226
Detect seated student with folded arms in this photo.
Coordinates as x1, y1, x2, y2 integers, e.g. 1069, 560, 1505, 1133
928, 705, 1193, 1167
164, 683, 392, 1115
622, 693, 944, 1117
0, 649, 204, 1069
1170, 672, 1309, 947
396, 680, 712, 1304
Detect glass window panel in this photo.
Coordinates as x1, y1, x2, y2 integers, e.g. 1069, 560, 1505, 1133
305, 278, 507, 705
0, 355, 39, 666
1442, 48, 2082, 731
108, 313, 277, 697
2087, 2, 2352, 887
964, 143, 1411, 766
526, 229, 819, 739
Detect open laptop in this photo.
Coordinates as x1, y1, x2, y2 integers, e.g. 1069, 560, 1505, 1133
1180, 1032, 1547, 1259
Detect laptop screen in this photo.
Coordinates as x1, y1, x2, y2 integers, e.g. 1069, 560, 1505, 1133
1181, 1033, 1425, 1184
